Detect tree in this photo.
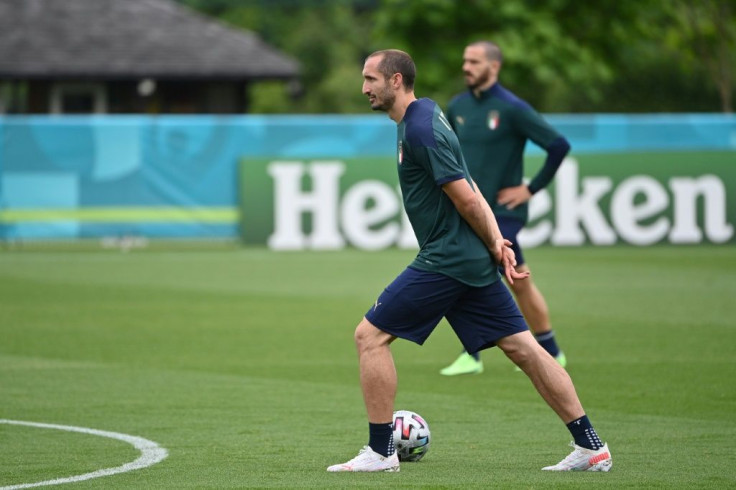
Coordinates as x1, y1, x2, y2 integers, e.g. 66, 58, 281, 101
371, 0, 644, 111
176, 0, 735, 113
372, 0, 735, 113
659, 0, 735, 113
177, 0, 378, 113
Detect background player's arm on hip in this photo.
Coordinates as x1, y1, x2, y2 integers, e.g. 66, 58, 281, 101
497, 185, 533, 210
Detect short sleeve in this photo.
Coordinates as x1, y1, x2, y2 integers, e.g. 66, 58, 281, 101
422, 129, 465, 186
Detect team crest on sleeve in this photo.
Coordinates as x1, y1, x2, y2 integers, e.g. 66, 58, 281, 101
398, 141, 403, 165
488, 110, 500, 130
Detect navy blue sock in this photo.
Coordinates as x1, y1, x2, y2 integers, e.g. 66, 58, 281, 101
368, 422, 395, 457
535, 330, 560, 357
463, 350, 480, 361
566, 415, 604, 450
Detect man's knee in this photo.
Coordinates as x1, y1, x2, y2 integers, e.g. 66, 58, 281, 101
498, 331, 539, 365
354, 318, 392, 353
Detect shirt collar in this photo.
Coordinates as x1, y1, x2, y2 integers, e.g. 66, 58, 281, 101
472, 82, 501, 100
403, 97, 427, 122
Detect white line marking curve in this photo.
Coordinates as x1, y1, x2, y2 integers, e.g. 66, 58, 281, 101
0, 419, 168, 489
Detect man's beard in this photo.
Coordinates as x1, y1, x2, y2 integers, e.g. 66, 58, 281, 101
466, 68, 491, 90
372, 86, 396, 112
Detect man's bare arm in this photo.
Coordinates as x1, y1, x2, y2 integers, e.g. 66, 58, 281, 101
442, 178, 529, 283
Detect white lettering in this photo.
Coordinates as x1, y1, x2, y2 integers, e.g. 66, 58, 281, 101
518, 187, 553, 248
396, 185, 419, 249
552, 159, 616, 245
669, 175, 734, 243
611, 176, 669, 245
263, 159, 733, 250
267, 161, 345, 250
341, 180, 400, 250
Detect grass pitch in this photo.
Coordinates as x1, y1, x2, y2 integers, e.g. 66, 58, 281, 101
1, 243, 735, 488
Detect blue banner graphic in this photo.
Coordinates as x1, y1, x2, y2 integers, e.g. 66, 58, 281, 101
0, 114, 734, 241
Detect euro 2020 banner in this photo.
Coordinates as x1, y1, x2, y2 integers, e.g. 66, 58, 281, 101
1, 114, 734, 246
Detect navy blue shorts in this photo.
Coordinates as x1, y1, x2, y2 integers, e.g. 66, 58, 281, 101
365, 267, 528, 354
496, 216, 525, 266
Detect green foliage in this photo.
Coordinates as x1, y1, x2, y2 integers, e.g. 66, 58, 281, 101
248, 81, 294, 113
272, 3, 373, 113
179, 0, 378, 113
657, 0, 736, 112
374, 0, 603, 109
175, 0, 735, 113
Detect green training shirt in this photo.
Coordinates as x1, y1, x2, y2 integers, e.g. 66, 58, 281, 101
446, 83, 564, 223
397, 98, 499, 287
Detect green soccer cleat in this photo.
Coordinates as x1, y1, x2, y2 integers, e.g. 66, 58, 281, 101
514, 351, 567, 372
555, 351, 567, 368
439, 353, 483, 376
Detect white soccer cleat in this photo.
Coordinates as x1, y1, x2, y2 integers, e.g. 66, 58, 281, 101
327, 446, 400, 472
542, 442, 612, 472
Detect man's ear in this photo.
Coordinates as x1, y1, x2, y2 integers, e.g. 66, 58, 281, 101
391, 73, 403, 89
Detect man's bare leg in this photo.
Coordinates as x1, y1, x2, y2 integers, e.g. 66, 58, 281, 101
497, 330, 581, 422
354, 317, 397, 423
326, 318, 400, 472
507, 264, 551, 334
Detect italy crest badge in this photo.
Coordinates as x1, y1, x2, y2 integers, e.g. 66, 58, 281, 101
488, 110, 500, 130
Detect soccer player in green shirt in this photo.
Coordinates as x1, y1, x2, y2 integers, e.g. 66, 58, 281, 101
327, 48, 611, 473
441, 40, 571, 376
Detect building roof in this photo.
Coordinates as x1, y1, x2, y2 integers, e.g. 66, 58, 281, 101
0, 0, 300, 80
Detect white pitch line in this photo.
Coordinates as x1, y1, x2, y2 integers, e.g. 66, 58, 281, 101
0, 419, 168, 489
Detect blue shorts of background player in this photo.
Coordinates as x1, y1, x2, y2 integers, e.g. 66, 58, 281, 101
496, 216, 525, 267
365, 267, 528, 354
440, 215, 567, 376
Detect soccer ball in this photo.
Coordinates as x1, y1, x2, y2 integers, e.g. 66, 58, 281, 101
393, 410, 430, 462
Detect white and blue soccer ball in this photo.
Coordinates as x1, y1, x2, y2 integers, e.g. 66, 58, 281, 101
393, 410, 430, 462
